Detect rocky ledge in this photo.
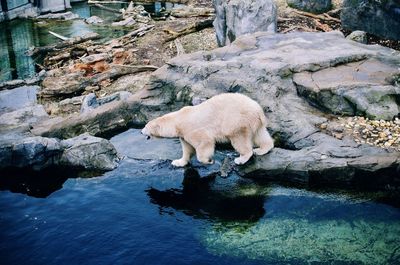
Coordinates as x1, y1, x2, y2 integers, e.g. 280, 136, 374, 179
143, 30, 400, 189
10, 31, 400, 189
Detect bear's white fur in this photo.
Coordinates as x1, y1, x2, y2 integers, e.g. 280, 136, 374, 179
141, 93, 274, 167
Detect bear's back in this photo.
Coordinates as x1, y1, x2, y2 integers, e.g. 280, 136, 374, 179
195, 93, 266, 135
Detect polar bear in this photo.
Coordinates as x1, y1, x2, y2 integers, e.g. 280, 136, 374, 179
141, 93, 274, 167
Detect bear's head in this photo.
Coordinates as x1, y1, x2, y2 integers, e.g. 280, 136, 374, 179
141, 120, 161, 139
141, 115, 178, 139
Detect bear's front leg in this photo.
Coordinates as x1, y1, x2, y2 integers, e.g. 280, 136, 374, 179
196, 142, 215, 165
172, 138, 195, 167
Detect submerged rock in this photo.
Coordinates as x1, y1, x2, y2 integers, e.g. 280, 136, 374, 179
85, 16, 104, 25
201, 193, 400, 264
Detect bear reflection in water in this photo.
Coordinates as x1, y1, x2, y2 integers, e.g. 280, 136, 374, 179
146, 168, 266, 222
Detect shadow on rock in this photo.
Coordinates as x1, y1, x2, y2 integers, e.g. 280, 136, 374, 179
146, 168, 266, 222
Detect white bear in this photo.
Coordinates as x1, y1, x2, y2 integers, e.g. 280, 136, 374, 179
141, 93, 274, 167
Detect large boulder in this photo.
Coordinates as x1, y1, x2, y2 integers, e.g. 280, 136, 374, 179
60, 134, 120, 171
341, 0, 400, 41
213, 0, 277, 46
287, 0, 331, 14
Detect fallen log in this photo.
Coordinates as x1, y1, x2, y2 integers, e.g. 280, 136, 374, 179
292, 9, 341, 23
312, 18, 333, 32
27, 32, 100, 57
281, 25, 315, 33
164, 18, 214, 42
170, 7, 215, 18
39, 64, 158, 99
91, 64, 158, 84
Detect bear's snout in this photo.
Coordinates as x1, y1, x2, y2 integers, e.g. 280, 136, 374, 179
141, 127, 151, 140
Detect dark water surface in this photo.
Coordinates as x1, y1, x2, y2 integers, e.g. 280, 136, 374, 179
1, 130, 400, 265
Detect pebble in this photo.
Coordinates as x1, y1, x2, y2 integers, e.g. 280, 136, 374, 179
334, 116, 400, 151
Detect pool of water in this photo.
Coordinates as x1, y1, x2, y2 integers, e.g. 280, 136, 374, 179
1, 129, 399, 265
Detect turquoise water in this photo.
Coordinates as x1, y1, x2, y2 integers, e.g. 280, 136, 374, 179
0, 129, 399, 265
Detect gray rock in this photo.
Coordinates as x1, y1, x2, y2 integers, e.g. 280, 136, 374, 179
0, 133, 119, 171
213, 0, 277, 46
110, 129, 181, 160
0, 105, 48, 129
287, 0, 331, 14
0, 136, 61, 171
85, 16, 104, 25
346, 30, 367, 44
0, 86, 39, 114
80, 93, 99, 114
341, 0, 400, 41
40, 71, 87, 99
293, 58, 400, 120
80, 91, 133, 114
60, 134, 120, 171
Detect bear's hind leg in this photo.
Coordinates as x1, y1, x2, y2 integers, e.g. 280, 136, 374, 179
172, 138, 195, 167
230, 130, 253, 165
253, 127, 274, 156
